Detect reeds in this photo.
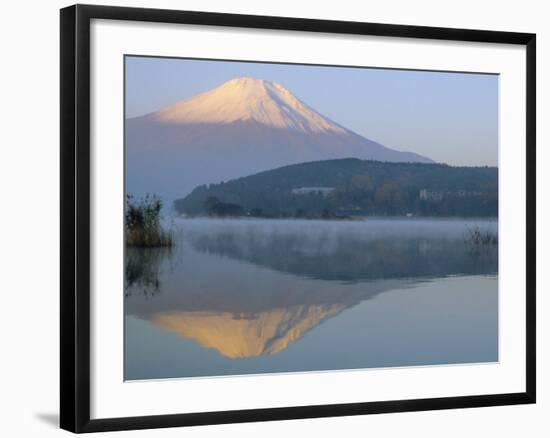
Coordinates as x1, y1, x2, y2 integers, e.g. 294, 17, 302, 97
465, 226, 498, 247
125, 194, 174, 247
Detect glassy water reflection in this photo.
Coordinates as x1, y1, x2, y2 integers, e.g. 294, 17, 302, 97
125, 218, 498, 380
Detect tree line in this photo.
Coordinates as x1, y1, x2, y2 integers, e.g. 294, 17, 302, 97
174, 158, 498, 218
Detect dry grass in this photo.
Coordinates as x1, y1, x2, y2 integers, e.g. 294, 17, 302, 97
125, 194, 174, 247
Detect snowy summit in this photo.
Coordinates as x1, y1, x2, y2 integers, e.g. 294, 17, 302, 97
154, 77, 347, 135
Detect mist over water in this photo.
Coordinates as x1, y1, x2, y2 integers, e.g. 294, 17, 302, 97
125, 218, 498, 380
180, 218, 498, 281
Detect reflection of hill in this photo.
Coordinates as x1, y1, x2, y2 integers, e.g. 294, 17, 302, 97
151, 304, 345, 358
125, 245, 411, 314
186, 230, 498, 282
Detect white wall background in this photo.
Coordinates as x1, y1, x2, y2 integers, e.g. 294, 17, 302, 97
0, 0, 546, 436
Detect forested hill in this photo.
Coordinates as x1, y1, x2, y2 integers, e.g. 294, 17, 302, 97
174, 158, 498, 218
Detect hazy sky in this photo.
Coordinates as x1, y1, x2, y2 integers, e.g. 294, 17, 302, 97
125, 56, 498, 166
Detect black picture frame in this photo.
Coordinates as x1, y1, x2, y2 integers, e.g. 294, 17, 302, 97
60, 4, 536, 433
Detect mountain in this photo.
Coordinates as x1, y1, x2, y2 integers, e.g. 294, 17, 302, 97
125, 77, 433, 201
175, 158, 498, 217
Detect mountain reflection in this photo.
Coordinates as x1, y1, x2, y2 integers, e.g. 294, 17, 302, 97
125, 219, 497, 359
150, 304, 346, 358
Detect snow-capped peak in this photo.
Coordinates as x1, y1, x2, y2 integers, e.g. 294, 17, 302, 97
152, 77, 347, 135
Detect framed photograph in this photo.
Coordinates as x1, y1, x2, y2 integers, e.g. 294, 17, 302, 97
60, 4, 536, 433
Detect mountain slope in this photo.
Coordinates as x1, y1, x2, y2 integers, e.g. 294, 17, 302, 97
126, 77, 433, 200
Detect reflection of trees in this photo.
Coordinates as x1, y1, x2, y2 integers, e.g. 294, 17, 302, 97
187, 232, 497, 282
124, 247, 174, 298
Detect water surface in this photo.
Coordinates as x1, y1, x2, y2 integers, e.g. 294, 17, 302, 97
125, 218, 498, 380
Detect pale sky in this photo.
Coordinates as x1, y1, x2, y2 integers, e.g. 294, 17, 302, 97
125, 56, 498, 166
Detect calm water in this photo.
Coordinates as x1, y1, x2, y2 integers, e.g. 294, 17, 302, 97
125, 218, 498, 380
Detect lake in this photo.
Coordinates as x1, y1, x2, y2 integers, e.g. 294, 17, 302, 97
124, 218, 498, 380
